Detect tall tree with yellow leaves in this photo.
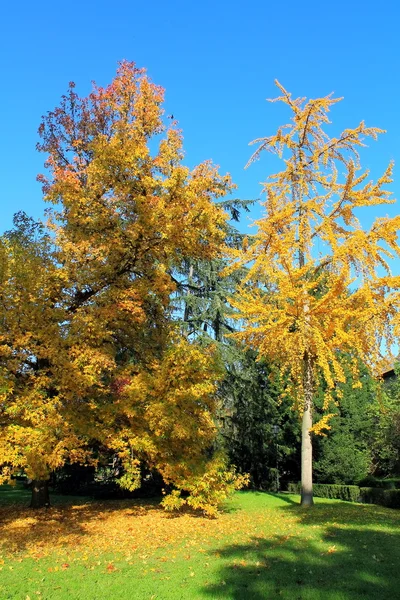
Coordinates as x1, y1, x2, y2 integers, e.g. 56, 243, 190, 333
229, 83, 400, 505
0, 62, 242, 512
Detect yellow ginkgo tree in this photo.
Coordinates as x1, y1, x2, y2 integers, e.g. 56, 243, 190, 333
229, 82, 400, 505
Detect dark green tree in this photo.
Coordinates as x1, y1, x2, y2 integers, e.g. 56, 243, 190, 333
219, 350, 300, 489
171, 201, 302, 490
313, 361, 376, 484
369, 368, 400, 477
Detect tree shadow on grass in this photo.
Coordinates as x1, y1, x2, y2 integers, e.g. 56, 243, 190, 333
0, 498, 161, 555
0, 486, 210, 557
268, 491, 298, 505
203, 499, 400, 600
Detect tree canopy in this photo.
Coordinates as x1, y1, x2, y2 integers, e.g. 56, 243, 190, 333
0, 62, 246, 513
228, 82, 400, 504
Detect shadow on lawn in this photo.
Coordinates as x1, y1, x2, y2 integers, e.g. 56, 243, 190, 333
0, 486, 169, 556
203, 499, 400, 600
0, 484, 221, 556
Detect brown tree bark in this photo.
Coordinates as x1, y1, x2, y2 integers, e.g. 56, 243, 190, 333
30, 480, 50, 508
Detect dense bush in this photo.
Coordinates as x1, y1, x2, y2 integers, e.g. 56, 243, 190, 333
383, 479, 400, 489
287, 482, 360, 502
358, 475, 379, 488
314, 432, 371, 485
287, 482, 400, 508
313, 484, 360, 502
358, 476, 400, 489
360, 487, 400, 508
287, 482, 301, 494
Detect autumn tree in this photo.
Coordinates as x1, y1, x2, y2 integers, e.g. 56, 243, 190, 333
228, 82, 400, 505
0, 62, 244, 512
0, 214, 83, 507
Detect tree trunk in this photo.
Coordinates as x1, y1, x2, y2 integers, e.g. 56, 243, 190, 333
30, 480, 50, 508
301, 354, 314, 506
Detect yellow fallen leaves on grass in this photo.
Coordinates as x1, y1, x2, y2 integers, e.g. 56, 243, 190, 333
0, 496, 294, 562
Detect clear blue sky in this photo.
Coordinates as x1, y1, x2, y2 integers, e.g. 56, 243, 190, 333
1, 0, 399, 241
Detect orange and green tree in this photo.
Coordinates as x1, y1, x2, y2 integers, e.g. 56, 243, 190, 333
228, 82, 400, 505
0, 62, 244, 512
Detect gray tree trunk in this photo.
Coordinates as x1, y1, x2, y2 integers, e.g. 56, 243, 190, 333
301, 354, 314, 506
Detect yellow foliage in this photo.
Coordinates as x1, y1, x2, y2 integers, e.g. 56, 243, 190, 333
229, 81, 400, 431
309, 414, 337, 436
0, 62, 233, 507
161, 455, 249, 517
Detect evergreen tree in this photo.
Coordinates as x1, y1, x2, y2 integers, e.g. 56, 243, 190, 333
172, 203, 301, 490
313, 361, 376, 484
369, 368, 400, 476
219, 349, 300, 490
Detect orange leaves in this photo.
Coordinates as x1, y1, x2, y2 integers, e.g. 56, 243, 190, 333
0, 493, 289, 563
0, 62, 234, 498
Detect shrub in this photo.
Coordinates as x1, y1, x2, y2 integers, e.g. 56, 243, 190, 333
287, 481, 400, 508
287, 482, 360, 502
313, 484, 360, 502
384, 478, 400, 490
358, 475, 379, 488
358, 476, 400, 489
287, 482, 301, 494
385, 490, 400, 508
360, 487, 400, 508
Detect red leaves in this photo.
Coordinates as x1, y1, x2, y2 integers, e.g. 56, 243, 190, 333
110, 377, 131, 397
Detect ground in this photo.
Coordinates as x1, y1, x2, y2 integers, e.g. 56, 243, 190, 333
0, 486, 399, 599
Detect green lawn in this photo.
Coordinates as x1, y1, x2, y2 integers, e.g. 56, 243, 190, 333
0, 486, 399, 599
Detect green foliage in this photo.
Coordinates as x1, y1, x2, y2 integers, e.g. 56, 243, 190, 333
313, 360, 376, 484
360, 487, 400, 509
358, 476, 400, 489
288, 481, 400, 508
173, 256, 240, 342
369, 370, 400, 476
287, 482, 361, 502
314, 432, 371, 485
220, 350, 301, 489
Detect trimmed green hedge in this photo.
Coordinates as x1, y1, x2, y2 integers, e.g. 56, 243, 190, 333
358, 477, 400, 490
287, 482, 400, 508
287, 482, 360, 502
360, 487, 400, 508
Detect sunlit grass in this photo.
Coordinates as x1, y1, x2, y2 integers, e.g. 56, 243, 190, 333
0, 487, 399, 599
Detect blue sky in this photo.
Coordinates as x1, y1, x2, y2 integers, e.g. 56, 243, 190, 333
1, 0, 399, 246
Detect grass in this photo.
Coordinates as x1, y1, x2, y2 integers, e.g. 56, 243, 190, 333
0, 485, 399, 599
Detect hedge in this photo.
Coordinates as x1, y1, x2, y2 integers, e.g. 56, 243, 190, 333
287, 482, 400, 508
287, 482, 360, 502
358, 476, 400, 490
360, 487, 400, 509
